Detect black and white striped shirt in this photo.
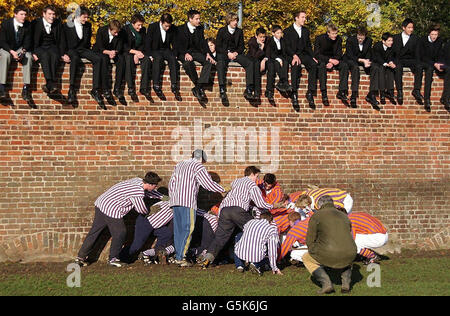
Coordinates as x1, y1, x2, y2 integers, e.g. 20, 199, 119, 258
234, 219, 280, 272
195, 209, 219, 232
169, 158, 224, 209
147, 201, 173, 229
94, 178, 148, 219
219, 177, 273, 212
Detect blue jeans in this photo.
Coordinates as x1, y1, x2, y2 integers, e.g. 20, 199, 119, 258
120, 215, 173, 262
173, 206, 196, 261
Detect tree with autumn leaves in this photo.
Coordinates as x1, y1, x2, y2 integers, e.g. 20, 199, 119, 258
0, 0, 447, 46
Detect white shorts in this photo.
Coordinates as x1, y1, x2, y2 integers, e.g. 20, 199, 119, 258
354, 233, 389, 253
343, 194, 353, 213
291, 247, 308, 262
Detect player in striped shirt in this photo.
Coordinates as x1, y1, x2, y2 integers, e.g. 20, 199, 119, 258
201, 166, 273, 268
120, 200, 174, 264
234, 212, 283, 275
289, 187, 353, 213
169, 149, 225, 267
348, 211, 388, 264
75, 172, 162, 267
256, 173, 284, 204
279, 212, 310, 263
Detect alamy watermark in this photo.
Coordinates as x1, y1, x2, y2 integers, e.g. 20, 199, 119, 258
66, 263, 81, 288
366, 263, 381, 288
171, 119, 280, 173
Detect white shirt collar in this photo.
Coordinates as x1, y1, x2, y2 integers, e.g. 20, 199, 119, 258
13, 18, 23, 31
274, 37, 281, 49
74, 19, 83, 39
428, 36, 434, 43
43, 19, 52, 28
293, 23, 302, 37
108, 29, 114, 43
383, 44, 388, 51
227, 25, 236, 35
187, 22, 196, 34
401, 31, 410, 45
159, 22, 167, 42
359, 43, 364, 51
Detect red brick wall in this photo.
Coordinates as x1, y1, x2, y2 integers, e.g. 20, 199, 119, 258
0, 61, 449, 261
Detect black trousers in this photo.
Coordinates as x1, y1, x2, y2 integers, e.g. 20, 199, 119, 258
374, 64, 396, 91
99, 54, 125, 91
217, 54, 254, 88
125, 54, 151, 91
317, 60, 349, 92
394, 58, 418, 92
35, 45, 60, 84
416, 62, 435, 99
180, 52, 213, 86
67, 48, 103, 90
120, 215, 173, 261
152, 49, 178, 86
206, 206, 252, 258
78, 207, 126, 261
288, 55, 318, 92
443, 69, 450, 99
347, 60, 379, 93
249, 57, 266, 93
266, 58, 289, 92
196, 218, 215, 255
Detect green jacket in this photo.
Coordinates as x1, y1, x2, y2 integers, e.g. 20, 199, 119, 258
306, 203, 357, 269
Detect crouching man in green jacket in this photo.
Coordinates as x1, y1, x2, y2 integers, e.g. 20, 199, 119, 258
303, 195, 357, 294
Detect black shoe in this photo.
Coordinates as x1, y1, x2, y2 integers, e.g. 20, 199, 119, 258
424, 99, 431, 112
198, 87, 206, 99
103, 90, 113, 100
171, 84, 178, 94
379, 91, 386, 105
397, 90, 403, 105
128, 88, 137, 97
90, 89, 103, 103
139, 88, 150, 98
153, 84, 162, 94
42, 84, 50, 94
74, 257, 89, 267
0, 86, 5, 100
48, 84, 58, 94
265, 90, 274, 101
21, 86, 32, 102
365, 92, 379, 107
275, 82, 286, 93
412, 90, 424, 105
279, 82, 292, 93
219, 86, 227, 101
67, 88, 76, 104
113, 89, 124, 99
306, 91, 315, 109
253, 90, 261, 100
321, 91, 330, 106
386, 91, 397, 105
336, 90, 348, 102
244, 88, 254, 100
440, 96, 450, 107
192, 87, 202, 100
291, 93, 300, 112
